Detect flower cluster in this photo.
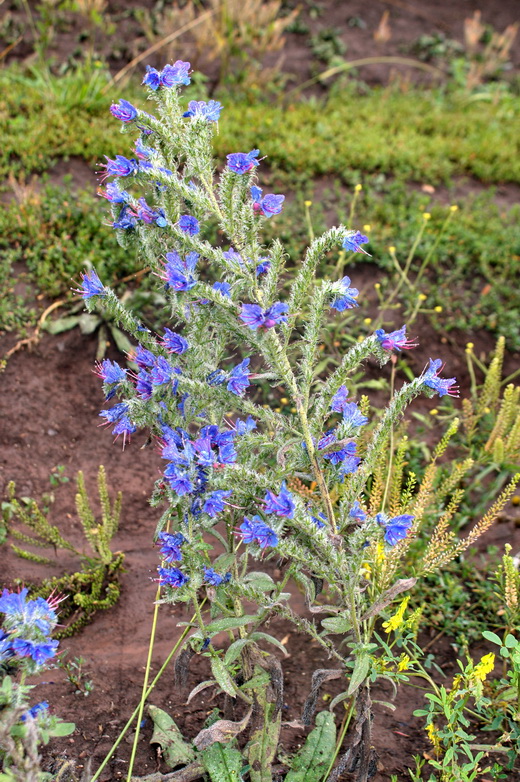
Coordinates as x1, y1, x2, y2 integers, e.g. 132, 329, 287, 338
0, 588, 60, 670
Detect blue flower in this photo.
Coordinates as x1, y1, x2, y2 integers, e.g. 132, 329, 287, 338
177, 215, 200, 235
162, 328, 189, 354
331, 276, 359, 311
11, 638, 59, 665
0, 589, 58, 635
310, 511, 327, 529
349, 501, 367, 522
223, 248, 244, 269
203, 568, 231, 586
21, 701, 49, 721
330, 385, 350, 413
157, 567, 189, 587
135, 138, 156, 160
164, 465, 194, 496
235, 416, 257, 435
318, 429, 337, 450
206, 369, 227, 386
133, 346, 156, 368
240, 302, 288, 330
264, 482, 295, 519
99, 402, 130, 425
110, 99, 138, 122
111, 415, 136, 444
0, 631, 13, 663
203, 490, 233, 517
323, 441, 358, 466
213, 281, 231, 297
256, 260, 271, 276
341, 402, 368, 429
239, 517, 278, 549
226, 149, 260, 174
150, 356, 174, 386
342, 231, 370, 255
136, 198, 168, 227
136, 369, 153, 399
101, 182, 130, 203
76, 269, 105, 299
376, 513, 414, 546
95, 359, 126, 400
227, 358, 250, 397
250, 186, 285, 218
143, 61, 191, 90
157, 531, 186, 563
161, 250, 199, 292
421, 359, 459, 398
375, 326, 417, 352
338, 453, 361, 478
112, 205, 137, 230
102, 155, 139, 178
183, 100, 223, 121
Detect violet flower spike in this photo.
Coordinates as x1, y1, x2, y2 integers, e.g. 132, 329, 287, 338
342, 231, 370, 255
375, 326, 418, 352
422, 359, 459, 398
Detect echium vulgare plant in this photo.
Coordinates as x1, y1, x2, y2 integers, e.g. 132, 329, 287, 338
79, 61, 519, 782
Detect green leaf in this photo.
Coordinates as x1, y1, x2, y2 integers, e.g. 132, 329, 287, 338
210, 657, 237, 697
504, 633, 517, 648
347, 653, 370, 697
49, 721, 76, 737
328, 690, 350, 712
205, 615, 257, 637
240, 671, 271, 691
321, 615, 350, 634
186, 680, 218, 705
148, 704, 195, 768
250, 632, 289, 657
482, 630, 502, 646
243, 572, 275, 591
224, 638, 252, 665
110, 326, 135, 355
200, 741, 243, 782
285, 711, 336, 782
78, 313, 101, 335
44, 315, 81, 334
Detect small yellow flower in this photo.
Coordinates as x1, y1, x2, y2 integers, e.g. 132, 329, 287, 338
290, 407, 296, 413
363, 224, 371, 232
355, 184, 362, 192
512, 495, 520, 507
418, 293, 427, 302
426, 722, 441, 751
466, 342, 474, 349
375, 539, 385, 566
361, 561, 372, 580
388, 246, 396, 253
280, 397, 288, 404
423, 212, 431, 221
363, 317, 372, 325
304, 200, 312, 207
434, 306, 442, 313
473, 653, 495, 681
382, 597, 410, 634
429, 408, 439, 416
357, 335, 364, 343
397, 654, 410, 672
450, 204, 458, 212
374, 282, 381, 289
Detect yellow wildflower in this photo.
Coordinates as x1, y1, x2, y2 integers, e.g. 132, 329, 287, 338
473, 653, 495, 681
397, 654, 410, 672
382, 597, 410, 634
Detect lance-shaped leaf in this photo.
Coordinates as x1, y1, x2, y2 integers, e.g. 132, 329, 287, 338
285, 711, 336, 782
347, 653, 371, 697
194, 709, 252, 751
148, 705, 195, 768
359, 578, 417, 623
200, 741, 244, 782
211, 656, 237, 697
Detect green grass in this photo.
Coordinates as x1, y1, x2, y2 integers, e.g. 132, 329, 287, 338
1, 64, 519, 184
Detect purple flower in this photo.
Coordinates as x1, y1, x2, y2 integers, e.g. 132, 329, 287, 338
99, 402, 130, 426
338, 453, 361, 478
213, 281, 231, 297
0, 631, 13, 663
150, 356, 173, 386
341, 402, 368, 429
76, 269, 105, 299
142, 66, 161, 90
162, 328, 189, 354
157, 567, 189, 587
0, 589, 58, 635
95, 359, 126, 400
160, 61, 191, 87
376, 513, 414, 546
22, 701, 49, 721
177, 214, 200, 235
349, 501, 367, 522
183, 100, 223, 121
203, 568, 230, 586
110, 99, 138, 122
133, 346, 156, 368
207, 369, 227, 386
331, 277, 359, 311
135, 368, 153, 399
227, 358, 250, 397
227, 149, 260, 174
323, 440, 357, 466
422, 359, 459, 398
264, 481, 295, 519
238, 516, 278, 549
102, 155, 139, 179
318, 429, 337, 450
112, 415, 136, 444
203, 490, 233, 517
135, 138, 156, 160
157, 531, 185, 563
136, 198, 168, 227
375, 326, 417, 352
310, 511, 327, 529
161, 250, 199, 292
101, 181, 130, 203
164, 465, 194, 496
240, 302, 288, 330
11, 638, 59, 665
250, 186, 285, 218
342, 231, 370, 255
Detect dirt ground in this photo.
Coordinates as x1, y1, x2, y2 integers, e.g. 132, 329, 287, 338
2, 0, 520, 779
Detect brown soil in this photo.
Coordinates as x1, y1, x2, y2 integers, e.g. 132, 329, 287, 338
2, 0, 520, 779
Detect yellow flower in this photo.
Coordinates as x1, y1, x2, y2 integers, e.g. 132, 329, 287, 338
397, 654, 410, 672
450, 204, 458, 212
423, 212, 431, 221
363, 224, 371, 232
363, 317, 372, 325
375, 539, 385, 566
434, 306, 442, 313
426, 722, 441, 751
304, 200, 312, 207
355, 184, 362, 192
429, 408, 439, 416
382, 597, 410, 634
361, 561, 372, 580
473, 653, 495, 681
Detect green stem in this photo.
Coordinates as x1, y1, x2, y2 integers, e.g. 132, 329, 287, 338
381, 359, 396, 512
90, 611, 201, 782
126, 586, 162, 781
322, 697, 355, 782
